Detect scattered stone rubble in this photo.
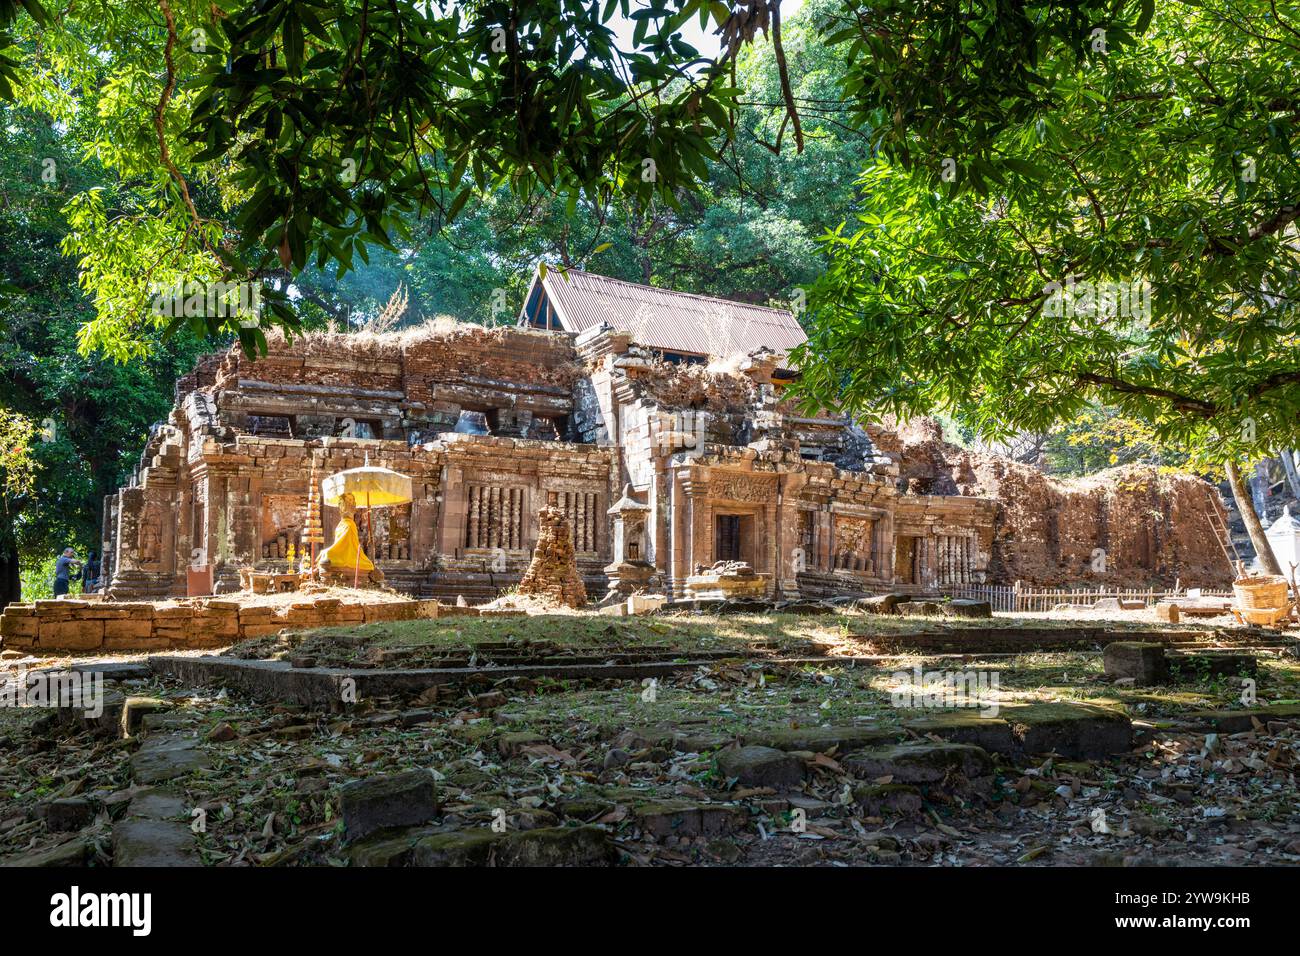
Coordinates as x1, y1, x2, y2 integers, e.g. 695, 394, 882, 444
2, 617, 1298, 868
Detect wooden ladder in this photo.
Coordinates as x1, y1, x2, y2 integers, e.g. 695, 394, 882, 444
1204, 506, 1240, 574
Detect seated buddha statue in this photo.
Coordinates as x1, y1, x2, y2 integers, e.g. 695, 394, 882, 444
317, 492, 385, 586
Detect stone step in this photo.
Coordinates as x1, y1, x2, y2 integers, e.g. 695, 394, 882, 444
341, 770, 440, 844
632, 800, 746, 839
112, 777, 202, 866
845, 742, 995, 815
1184, 703, 1300, 733
349, 824, 615, 867
738, 726, 895, 753
901, 701, 1132, 760
844, 741, 995, 786
715, 745, 806, 789
129, 735, 209, 785
1105, 641, 1259, 686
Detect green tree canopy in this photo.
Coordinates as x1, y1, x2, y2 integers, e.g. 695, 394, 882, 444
2, 0, 1136, 358
794, 0, 1300, 469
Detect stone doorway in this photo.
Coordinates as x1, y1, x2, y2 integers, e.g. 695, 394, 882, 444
714, 513, 754, 565
895, 535, 920, 584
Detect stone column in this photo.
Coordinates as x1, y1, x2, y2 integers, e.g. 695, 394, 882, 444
437, 464, 465, 557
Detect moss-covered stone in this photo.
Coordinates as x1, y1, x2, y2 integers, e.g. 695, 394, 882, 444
844, 742, 994, 785
671, 731, 733, 753
407, 825, 614, 866
902, 712, 1015, 754
1001, 701, 1132, 759
633, 800, 745, 839
556, 797, 616, 820
740, 726, 894, 753
610, 726, 677, 750
348, 829, 431, 867
409, 829, 500, 866
0, 836, 93, 867
715, 745, 805, 789
340, 770, 439, 843
1184, 703, 1300, 734
495, 730, 547, 757
853, 783, 924, 816
449, 723, 497, 744
1103, 642, 1168, 685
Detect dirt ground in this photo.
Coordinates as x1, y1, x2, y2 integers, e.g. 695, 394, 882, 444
1, 609, 1297, 867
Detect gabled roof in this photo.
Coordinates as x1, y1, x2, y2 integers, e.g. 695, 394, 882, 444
518, 268, 807, 362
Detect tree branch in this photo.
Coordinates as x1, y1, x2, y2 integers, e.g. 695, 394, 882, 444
155, 0, 201, 230
769, 0, 804, 153
1075, 372, 1218, 417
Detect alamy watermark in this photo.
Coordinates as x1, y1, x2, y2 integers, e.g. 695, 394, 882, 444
1043, 277, 1150, 321
889, 665, 1000, 716
50, 886, 150, 936
1, 668, 104, 719
149, 280, 262, 327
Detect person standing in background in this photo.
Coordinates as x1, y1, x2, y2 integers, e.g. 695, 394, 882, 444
81, 550, 100, 593
53, 547, 80, 597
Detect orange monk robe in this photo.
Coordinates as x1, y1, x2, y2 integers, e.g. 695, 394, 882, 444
317, 516, 375, 573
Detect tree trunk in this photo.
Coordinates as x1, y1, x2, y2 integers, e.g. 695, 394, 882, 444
1280, 449, 1300, 501
1226, 459, 1282, 575
0, 541, 20, 613
1251, 460, 1271, 522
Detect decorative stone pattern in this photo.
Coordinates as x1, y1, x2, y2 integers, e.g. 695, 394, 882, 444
685, 561, 767, 601
86, 275, 1085, 613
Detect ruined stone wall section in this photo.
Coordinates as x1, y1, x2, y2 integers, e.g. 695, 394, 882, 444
884, 419, 1231, 587
0, 596, 438, 653
431, 434, 617, 601
174, 325, 587, 447
109, 321, 1025, 602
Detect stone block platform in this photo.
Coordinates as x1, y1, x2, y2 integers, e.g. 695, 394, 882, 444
0, 592, 439, 654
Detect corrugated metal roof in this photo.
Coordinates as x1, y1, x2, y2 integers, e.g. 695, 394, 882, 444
524, 268, 807, 361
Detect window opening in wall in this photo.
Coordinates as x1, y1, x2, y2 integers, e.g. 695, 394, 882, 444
525, 417, 560, 441
798, 510, 817, 570
453, 410, 491, 435
248, 415, 293, 438
465, 485, 526, 549
716, 514, 742, 562
658, 350, 707, 366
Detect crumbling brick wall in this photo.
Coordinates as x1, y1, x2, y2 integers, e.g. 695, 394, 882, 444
878, 418, 1231, 587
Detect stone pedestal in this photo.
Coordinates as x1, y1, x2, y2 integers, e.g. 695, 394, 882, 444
602, 559, 658, 600
685, 561, 768, 601
603, 484, 657, 603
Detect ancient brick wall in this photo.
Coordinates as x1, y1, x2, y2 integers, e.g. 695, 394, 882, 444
879, 418, 1231, 587
0, 596, 439, 653
105, 317, 1025, 605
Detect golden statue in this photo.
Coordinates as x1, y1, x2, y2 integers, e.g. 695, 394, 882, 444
317, 492, 385, 585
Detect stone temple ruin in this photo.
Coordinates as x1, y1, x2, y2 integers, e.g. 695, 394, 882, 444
98, 268, 1220, 605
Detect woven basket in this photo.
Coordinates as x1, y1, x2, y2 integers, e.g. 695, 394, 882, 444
1233, 576, 1290, 610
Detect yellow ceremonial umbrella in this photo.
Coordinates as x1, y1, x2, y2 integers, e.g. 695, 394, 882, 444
320, 455, 413, 587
